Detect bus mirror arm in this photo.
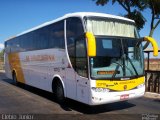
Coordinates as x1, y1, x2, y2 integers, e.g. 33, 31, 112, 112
143, 36, 159, 57
85, 32, 96, 57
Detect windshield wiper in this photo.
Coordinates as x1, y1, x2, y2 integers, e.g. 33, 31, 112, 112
112, 62, 121, 78
112, 55, 135, 79
112, 39, 127, 79
112, 39, 139, 79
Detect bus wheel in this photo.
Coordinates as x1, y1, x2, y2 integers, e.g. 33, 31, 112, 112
12, 71, 18, 85
54, 80, 65, 103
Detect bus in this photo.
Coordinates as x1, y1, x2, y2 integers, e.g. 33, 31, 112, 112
4, 12, 158, 105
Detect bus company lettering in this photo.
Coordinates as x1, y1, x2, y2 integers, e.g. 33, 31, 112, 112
97, 83, 106, 87
119, 81, 135, 85
97, 71, 116, 75
25, 55, 55, 62
96, 82, 115, 88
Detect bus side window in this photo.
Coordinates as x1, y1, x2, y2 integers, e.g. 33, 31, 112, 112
49, 21, 65, 49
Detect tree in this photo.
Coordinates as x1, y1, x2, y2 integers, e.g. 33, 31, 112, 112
94, 0, 146, 30
94, 0, 160, 49
142, 0, 160, 49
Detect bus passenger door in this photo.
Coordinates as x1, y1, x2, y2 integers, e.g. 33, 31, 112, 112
65, 17, 88, 102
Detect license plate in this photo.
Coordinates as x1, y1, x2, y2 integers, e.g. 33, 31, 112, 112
120, 94, 129, 100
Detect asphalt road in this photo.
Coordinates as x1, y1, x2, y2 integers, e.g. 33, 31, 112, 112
0, 71, 159, 120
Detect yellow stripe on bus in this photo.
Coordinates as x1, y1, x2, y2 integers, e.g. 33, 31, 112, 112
8, 53, 25, 83
96, 77, 145, 91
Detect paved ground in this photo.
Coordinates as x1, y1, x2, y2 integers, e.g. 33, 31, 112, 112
0, 71, 159, 120
144, 92, 160, 99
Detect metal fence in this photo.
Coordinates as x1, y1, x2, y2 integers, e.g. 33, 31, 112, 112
145, 71, 160, 93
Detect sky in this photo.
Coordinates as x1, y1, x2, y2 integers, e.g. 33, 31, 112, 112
0, 0, 160, 57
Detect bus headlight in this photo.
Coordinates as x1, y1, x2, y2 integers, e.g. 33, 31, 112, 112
91, 87, 110, 92
137, 83, 145, 89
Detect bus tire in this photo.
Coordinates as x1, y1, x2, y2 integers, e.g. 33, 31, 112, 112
53, 80, 65, 103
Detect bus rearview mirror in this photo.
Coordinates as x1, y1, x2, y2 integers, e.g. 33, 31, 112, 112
143, 36, 159, 57
85, 32, 96, 57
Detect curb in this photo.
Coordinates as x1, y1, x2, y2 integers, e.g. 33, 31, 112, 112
144, 92, 160, 99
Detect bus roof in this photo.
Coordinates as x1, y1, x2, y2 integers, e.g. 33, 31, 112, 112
6, 12, 134, 41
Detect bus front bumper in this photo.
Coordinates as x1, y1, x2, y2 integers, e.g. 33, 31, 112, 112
88, 86, 145, 105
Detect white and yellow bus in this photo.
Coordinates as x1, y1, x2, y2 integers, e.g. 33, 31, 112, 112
4, 12, 158, 105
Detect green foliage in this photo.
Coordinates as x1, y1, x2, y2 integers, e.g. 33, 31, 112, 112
140, 0, 160, 48
141, 0, 160, 16
95, 0, 109, 6
124, 10, 146, 30
0, 49, 4, 62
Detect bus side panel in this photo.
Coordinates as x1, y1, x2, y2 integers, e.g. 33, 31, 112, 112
4, 53, 12, 79
8, 52, 25, 83
19, 48, 67, 92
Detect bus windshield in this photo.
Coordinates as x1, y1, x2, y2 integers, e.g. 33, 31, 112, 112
86, 17, 144, 79
89, 37, 144, 79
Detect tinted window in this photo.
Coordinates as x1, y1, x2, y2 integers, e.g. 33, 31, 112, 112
66, 17, 87, 77
66, 17, 84, 70
76, 38, 87, 77
49, 21, 65, 49
5, 20, 65, 53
